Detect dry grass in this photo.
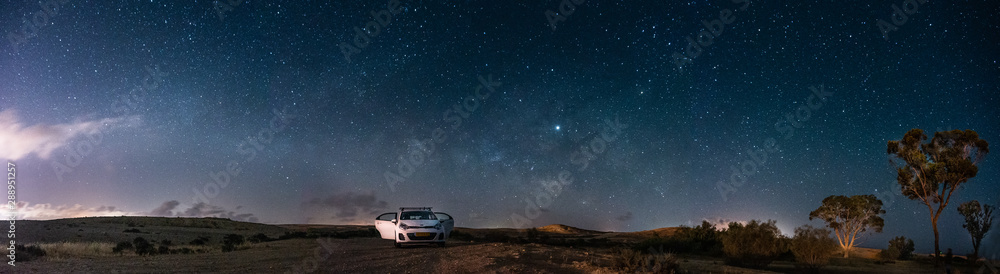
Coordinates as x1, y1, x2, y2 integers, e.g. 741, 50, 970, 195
39, 242, 116, 259
36, 241, 230, 261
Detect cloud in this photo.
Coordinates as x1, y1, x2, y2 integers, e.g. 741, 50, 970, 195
12, 202, 139, 219
303, 191, 389, 224
175, 201, 258, 223
149, 200, 180, 216
10, 200, 258, 223
0, 109, 138, 160
616, 211, 633, 222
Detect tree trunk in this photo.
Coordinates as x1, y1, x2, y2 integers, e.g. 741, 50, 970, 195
843, 247, 849, 258
932, 217, 940, 266
973, 239, 980, 260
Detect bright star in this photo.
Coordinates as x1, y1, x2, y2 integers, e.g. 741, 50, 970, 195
555, 125, 561, 131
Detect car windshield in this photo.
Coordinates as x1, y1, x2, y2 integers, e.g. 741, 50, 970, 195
400, 211, 437, 220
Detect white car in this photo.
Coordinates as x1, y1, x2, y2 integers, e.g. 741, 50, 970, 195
374, 207, 454, 247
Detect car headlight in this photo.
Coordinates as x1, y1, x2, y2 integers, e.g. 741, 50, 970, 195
399, 223, 408, 230
434, 223, 442, 230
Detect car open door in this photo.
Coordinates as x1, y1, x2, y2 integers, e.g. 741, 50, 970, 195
434, 212, 454, 237
374, 212, 397, 240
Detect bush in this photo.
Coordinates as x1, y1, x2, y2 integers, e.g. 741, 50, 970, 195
248, 233, 273, 243
222, 234, 245, 252
877, 247, 900, 262
612, 247, 679, 274
613, 247, 645, 272
15, 245, 47, 262
481, 231, 512, 243
721, 220, 787, 269
112, 241, 133, 254
635, 221, 721, 255
190, 236, 210, 245
879, 236, 914, 262
525, 228, 540, 241
133, 237, 154, 256
278, 231, 307, 240
448, 230, 474, 241
889, 236, 914, 260
789, 225, 838, 270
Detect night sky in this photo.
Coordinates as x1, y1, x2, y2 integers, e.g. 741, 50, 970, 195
2, 0, 998, 255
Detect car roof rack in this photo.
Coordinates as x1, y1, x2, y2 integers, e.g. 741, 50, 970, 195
399, 207, 433, 211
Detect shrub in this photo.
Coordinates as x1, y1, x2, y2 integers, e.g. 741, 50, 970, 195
278, 231, 307, 240
889, 236, 914, 260
521, 228, 538, 241
481, 231, 511, 243
721, 220, 787, 268
248, 233, 273, 243
613, 247, 645, 272
612, 247, 679, 274
789, 225, 838, 270
222, 234, 245, 252
448, 229, 474, 241
190, 236, 210, 245
113, 241, 133, 254
879, 236, 914, 262
133, 237, 154, 256
635, 221, 721, 255
15, 245, 47, 262
158, 245, 169, 254
877, 247, 900, 262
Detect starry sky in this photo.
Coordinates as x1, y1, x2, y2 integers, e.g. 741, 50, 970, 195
1, 0, 998, 254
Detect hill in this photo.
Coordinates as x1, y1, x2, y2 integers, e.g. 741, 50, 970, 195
17, 216, 289, 244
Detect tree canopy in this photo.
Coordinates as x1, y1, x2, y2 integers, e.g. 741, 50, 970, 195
887, 129, 989, 260
957, 200, 995, 260
809, 194, 885, 258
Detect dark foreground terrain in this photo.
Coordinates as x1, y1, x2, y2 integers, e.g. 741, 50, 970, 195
2, 217, 989, 273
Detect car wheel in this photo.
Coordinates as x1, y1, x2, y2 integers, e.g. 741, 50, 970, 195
394, 242, 401, 248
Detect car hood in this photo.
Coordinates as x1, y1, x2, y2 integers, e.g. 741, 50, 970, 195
399, 220, 439, 227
